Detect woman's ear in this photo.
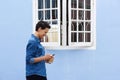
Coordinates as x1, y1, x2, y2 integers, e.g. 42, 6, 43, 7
38, 27, 42, 31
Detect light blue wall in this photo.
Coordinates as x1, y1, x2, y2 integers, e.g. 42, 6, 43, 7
0, 0, 120, 80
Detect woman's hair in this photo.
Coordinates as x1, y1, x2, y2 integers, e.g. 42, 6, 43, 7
35, 21, 51, 31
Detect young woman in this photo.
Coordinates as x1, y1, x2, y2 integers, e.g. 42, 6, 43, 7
26, 21, 54, 80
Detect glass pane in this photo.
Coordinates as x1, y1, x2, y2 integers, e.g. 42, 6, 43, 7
85, 11, 91, 20
45, 0, 50, 8
71, 0, 77, 8
52, 21, 58, 24
78, 10, 84, 20
46, 21, 51, 24
47, 32, 58, 42
78, 0, 84, 8
71, 22, 77, 31
71, 10, 77, 19
85, 33, 91, 42
52, 0, 57, 8
38, 0, 43, 9
52, 10, 58, 19
85, 22, 91, 31
44, 35, 49, 42
41, 36, 49, 42
45, 10, 50, 20
78, 33, 84, 42
78, 22, 84, 31
85, 0, 91, 9
71, 32, 77, 42
38, 11, 43, 20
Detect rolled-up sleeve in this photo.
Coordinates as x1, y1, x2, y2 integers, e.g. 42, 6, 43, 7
26, 41, 37, 64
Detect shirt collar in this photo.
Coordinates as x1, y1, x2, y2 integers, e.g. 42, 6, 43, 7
31, 34, 41, 42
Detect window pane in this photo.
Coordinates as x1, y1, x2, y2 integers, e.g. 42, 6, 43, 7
41, 28, 58, 42
85, 11, 91, 20
41, 35, 49, 42
71, 32, 77, 42
46, 21, 51, 24
78, 10, 84, 20
47, 32, 58, 42
52, 21, 58, 24
85, 0, 91, 9
78, 33, 84, 42
71, 22, 77, 31
85, 22, 91, 31
45, 10, 50, 20
71, 0, 77, 8
85, 33, 91, 42
78, 0, 84, 8
52, 0, 57, 8
45, 0, 50, 8
78, 22, 84, 31
38, 11, 43, 20
52, 10, 58, 19
38, 0, 43, 9
71, 10, 77, 19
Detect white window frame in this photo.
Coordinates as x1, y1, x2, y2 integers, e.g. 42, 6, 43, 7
68, 0, 96, 47
32, 0, 96, 50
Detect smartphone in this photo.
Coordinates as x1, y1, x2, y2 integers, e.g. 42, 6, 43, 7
52, 54, 55, 56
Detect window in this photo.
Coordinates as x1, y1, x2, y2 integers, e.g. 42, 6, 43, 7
33, 0, 96, 49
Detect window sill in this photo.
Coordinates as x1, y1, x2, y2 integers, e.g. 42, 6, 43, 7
44, 45, 96, 50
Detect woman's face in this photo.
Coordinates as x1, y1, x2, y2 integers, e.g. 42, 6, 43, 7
38, 28, 49, 39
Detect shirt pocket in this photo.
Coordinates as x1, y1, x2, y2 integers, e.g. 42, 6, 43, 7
36, 45, 44, 57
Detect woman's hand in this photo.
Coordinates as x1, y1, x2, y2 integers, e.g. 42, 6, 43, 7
45, 54, 54, 64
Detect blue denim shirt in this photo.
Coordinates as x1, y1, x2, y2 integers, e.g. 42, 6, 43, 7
26, 34, 46, 77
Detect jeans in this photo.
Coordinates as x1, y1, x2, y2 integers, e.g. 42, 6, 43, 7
26, 75, 47, 80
